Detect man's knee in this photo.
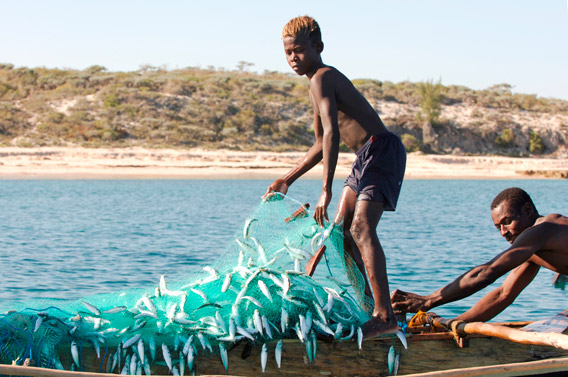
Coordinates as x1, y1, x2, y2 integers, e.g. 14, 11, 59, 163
350, 220, 373, 244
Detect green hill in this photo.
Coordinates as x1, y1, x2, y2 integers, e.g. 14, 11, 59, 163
1, 64, 567, 156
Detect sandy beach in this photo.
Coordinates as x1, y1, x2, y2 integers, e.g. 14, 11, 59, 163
0, 147, 567, 180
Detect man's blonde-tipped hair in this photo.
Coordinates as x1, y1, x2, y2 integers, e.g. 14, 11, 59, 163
282, 15, 322, 43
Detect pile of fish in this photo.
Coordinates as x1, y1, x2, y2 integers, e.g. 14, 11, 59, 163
0, 198, 407, 375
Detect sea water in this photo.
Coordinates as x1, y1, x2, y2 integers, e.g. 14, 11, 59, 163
0, 179, 566, 322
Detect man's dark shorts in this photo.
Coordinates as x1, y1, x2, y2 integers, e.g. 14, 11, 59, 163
344, 132, 406, 211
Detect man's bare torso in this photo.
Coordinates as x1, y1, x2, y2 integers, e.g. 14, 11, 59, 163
527, 214, 568, 273
309, 66, 388, 152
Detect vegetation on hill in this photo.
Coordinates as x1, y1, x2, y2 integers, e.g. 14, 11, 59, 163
1, 63, 567, 156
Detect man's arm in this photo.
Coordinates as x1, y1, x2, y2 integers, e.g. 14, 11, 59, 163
263, 112, 323, 198
455, 261, 540, 322
392, 232, 543, 313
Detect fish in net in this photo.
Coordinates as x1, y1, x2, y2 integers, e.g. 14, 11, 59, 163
0, 194, 398, 374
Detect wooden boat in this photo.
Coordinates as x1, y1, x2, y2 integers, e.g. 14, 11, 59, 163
2, 312, 568, 377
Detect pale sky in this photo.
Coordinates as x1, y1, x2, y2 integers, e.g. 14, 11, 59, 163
2, 0, 567, 99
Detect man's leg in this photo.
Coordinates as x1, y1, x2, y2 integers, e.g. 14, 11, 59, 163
334, 187, 373, 303
350, 199, 398, 338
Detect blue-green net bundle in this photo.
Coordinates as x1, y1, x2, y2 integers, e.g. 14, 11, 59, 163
0, 194, 372, 374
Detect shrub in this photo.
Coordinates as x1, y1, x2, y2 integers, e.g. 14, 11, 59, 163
417, 79, 443, 125
529, 131, 544, 154
495, 129, 514, 147
401, 133, 421, 152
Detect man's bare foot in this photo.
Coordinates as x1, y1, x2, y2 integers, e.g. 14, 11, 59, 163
361, 316, 398, 339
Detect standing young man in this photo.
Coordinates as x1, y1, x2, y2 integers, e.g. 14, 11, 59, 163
264, 15, 406, 338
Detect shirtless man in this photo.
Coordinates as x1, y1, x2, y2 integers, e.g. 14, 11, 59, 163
391, 187, 568, 322
263, 15, 406, 338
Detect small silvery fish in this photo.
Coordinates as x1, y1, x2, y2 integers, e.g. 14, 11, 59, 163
357, 327, 363, 350
82, 300, 101, 316
103, 306, 127, 314
222, 273, 232, 293
162, 343, 172, 371
275, 339, 282, 368
137, 338, 145, 365
396, 331, 408, 350
71, 340, 80, 368
388, 346, 396, 375
258, 280, 273, 303
281, 308, 289, 333
219, 343, 229, 371
122, 333, 141, 349
261, 343, 268, 373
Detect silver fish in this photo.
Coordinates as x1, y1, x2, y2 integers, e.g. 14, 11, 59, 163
388, 346, 396, 375
91, 338, 101, 359
313, 301, 328, 325
130, 353, 137, 376
137, 338, 145, 365
162, 343, 172, 371
183, 335, 194, 355
396, 331, 408, 350
306, 332, 314, 363
82, 300, 101, 316
122, 333, 141, 349
299, 314, 307, 340
275, 339, 282, 368
311, 330, 317, 360
261, 343, 268, 373
228, 317, 236, 342
71, 340, 80, 368
197, 331, 213, 352
306, 310, 313, 333
187, 345, 195, 374
222, 273, 232, 293
334, 323, 344, 340
142, 294, 157, 314
250, 236, 268, 264
281, 307, 289, 333
236, 326, 255, 341
243, 295, 264, 308
357, 327, 363, 350
295, 323, 305, 343
179, 351, 185, 376
172, 366, 180, 376
394, 352, 400, 376
34, 315, 43, 332
253, 309, 264, 336
219, 343, 229, 371
190, 287, 209, 302
262, 315, 273, 339
313, 319, 334, 336
258, 280, 273, 303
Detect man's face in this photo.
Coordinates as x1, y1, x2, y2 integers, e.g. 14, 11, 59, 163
283, 35, 320, 76
491, 200, 533, 244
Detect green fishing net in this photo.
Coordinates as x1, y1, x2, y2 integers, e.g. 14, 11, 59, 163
0, 194, 373, 374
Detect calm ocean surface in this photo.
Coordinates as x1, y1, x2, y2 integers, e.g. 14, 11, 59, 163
0, 179, 566, 322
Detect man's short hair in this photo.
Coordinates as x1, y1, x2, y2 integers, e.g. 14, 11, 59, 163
282, 15, 322, 44
491, 187, 537, 213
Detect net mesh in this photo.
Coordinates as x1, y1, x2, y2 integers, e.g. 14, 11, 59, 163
0, 194, 371, 373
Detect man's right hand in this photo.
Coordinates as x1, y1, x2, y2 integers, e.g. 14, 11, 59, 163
391, 289, 431, 313
263, 178, 289, 200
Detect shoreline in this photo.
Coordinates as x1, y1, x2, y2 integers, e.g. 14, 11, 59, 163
1, 147, 567, 180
